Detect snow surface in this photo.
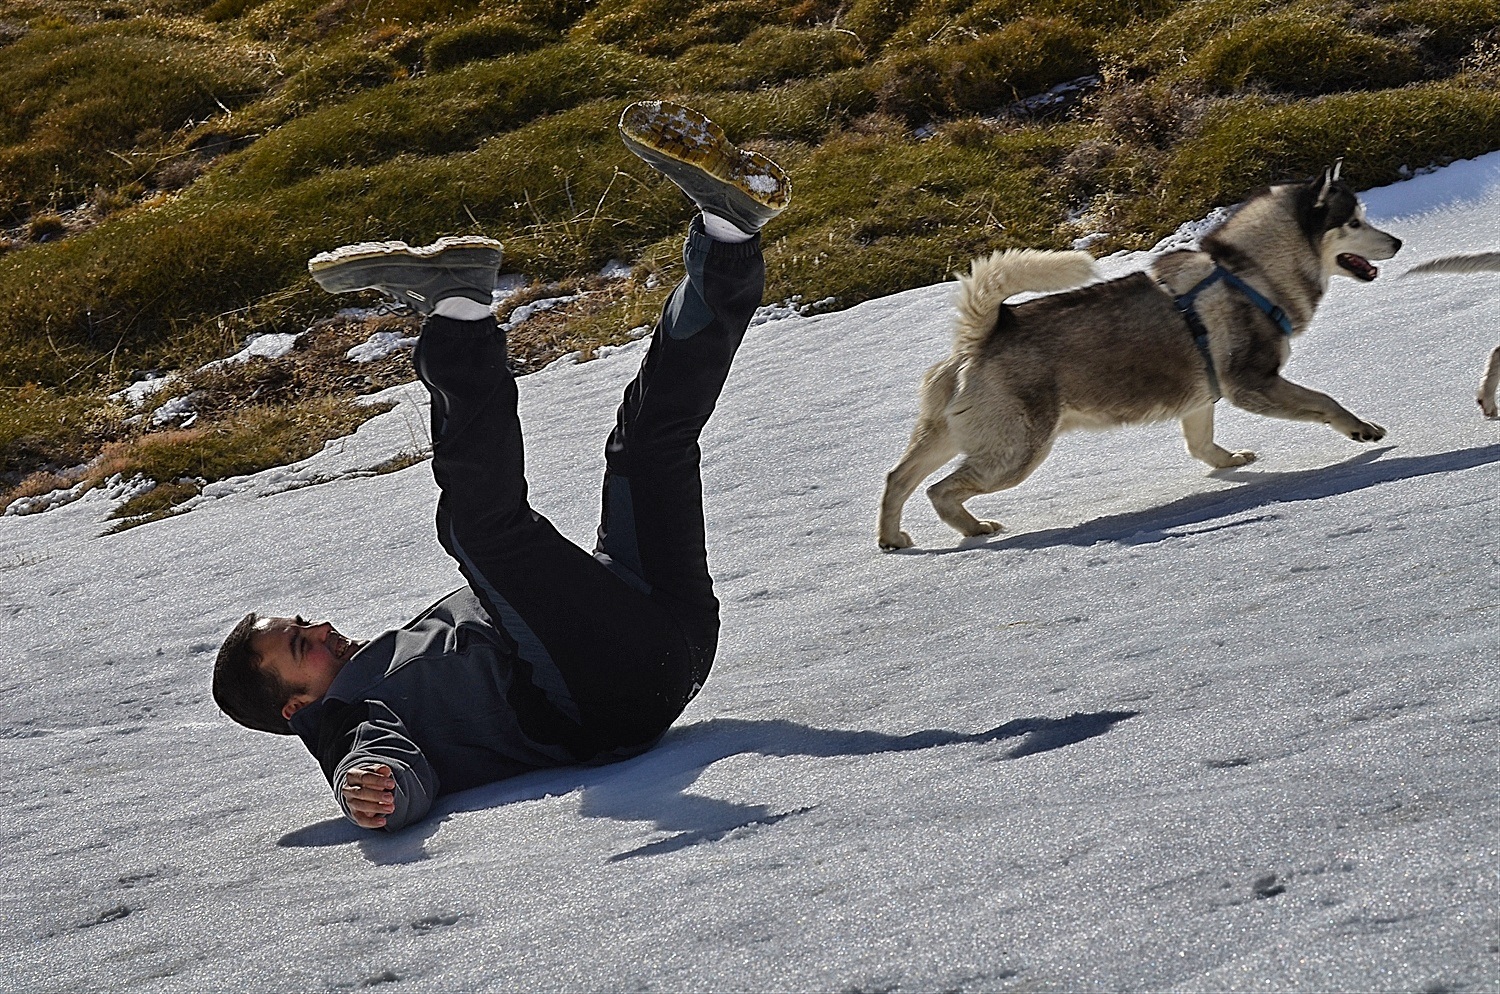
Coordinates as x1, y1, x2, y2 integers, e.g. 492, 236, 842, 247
2, 156, 1498, 992
109, 375, 177, 411
201, 332, 302, 370
346, 331, 420, 365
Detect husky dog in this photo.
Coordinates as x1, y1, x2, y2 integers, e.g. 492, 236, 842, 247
1400, 251, 1500, 418
878, 168, 1403, 549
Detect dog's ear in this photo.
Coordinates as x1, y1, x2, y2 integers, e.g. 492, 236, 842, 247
1312, 158, 1345, 208
1313, 167, 1334, 208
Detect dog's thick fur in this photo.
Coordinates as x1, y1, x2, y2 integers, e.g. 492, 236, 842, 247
1401, 251, 1500, 418
878, 172, 1403, 549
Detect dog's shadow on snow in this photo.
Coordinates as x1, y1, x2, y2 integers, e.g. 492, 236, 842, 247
907, 442, 1500, 554
277, 710, 1137, 865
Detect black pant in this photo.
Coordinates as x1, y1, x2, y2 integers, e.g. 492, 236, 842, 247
413, 222, 765, 760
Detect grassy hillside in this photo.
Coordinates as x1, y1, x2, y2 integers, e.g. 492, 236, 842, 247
2, 0, 1498, 519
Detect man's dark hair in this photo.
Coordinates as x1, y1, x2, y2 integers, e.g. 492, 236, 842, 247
212, 612, 296, 735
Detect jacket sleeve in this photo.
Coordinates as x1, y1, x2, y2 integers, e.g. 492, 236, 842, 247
312, 699, 440, 831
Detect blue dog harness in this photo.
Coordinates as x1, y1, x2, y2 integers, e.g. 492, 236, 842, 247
1165, 265, 1294, 401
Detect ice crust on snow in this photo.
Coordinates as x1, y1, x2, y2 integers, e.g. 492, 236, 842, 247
346, 330, 420, 364
109, 374, 177, 410
199, 331, 302, 370
2, 154, 1499, 992
501, 294, 583, 330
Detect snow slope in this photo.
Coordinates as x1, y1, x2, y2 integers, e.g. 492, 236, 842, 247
1, 157, 1498, 992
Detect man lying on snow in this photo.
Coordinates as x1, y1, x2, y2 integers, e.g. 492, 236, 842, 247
210, 101, 791, 831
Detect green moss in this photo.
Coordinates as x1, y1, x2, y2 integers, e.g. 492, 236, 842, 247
0, 18, 273, 220
694, 70, 879, 143
842, 0, 925, 50
202, 0, 273, 21
1104, 0, 1279, 77
1137, 86, 1500, 239
103, 397, 383, 484
0, 384, 113, 480
271, 48, 403, 116
423, 16, 555, 72
575, 0, 793, 55
0, 200, 311, 386
671, 26, 864, 91
492, 0, 599, 31
891, 0, 1170, 46
762, 126, 1080, 304
242, 0, 487, 43
99, 396, 386, 529
3, 0, 1500, 496
1370, 0, 1500, 63
210, 43, 659, 195
872, 17, 1099, 123
1177, 11, 1424, 94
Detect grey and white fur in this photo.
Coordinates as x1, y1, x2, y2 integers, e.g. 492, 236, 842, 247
1400, 251, 1500, 418
879, 169, 1403, 549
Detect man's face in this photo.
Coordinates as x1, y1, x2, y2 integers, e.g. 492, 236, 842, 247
250, 616, 360, 722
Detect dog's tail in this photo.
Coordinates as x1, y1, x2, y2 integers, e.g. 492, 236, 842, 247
953, 248, 1099, 355
1401, 251, 1500, 277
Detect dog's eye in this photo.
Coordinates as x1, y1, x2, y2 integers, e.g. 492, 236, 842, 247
1349, 219, 1362, 228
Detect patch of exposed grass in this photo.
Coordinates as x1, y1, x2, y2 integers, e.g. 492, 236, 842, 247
0, 382, 118, 485
870, 17, 1100, 124
1131, 85, 1500, 240
2, 0, 1499, 502
574, 0, 831, 56
2, 467, 86, 512
106, 479, 200, 529
1102, 0, 1279, 77
209, 43, 658, 195
761, 124, 1085, 304
1366, 0, 1500, 66
0, 17, 274, 221
265, 46, 405, 119
0, 200, 313, 387
888, 0, 1170, 49
841, 0, 925, 50
1171, 10, 1425, 95
423, 16, 555, 72
239, 0, 488, 45
93, 394, 385, 499
672, 27, 864, 92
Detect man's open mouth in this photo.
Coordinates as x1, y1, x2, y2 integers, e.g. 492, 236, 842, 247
1338, 253, 1379, 281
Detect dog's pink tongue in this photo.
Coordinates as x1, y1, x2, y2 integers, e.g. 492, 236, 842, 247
1338, 253, 1378, 280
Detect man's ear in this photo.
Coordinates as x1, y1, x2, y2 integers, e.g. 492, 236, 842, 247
281, 694, 311, 721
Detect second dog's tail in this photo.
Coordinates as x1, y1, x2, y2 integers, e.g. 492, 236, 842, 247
953, 248, 1099, 355
1401, 251, 1500, 277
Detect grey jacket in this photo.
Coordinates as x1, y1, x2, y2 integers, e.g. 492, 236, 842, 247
288, 587, 579, 830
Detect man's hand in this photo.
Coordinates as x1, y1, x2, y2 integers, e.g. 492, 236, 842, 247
341, 763, 397, 829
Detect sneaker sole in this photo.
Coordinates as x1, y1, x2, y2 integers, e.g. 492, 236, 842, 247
307, 236, 504, 293
618, 101, 791, 211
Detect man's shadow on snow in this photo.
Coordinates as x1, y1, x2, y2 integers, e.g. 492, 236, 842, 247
277, 710, 1137, 865
899, 443, 1500, 554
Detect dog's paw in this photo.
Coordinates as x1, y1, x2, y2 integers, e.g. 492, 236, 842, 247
1480, 395, 1498, 418
966, 520, 1004, 537
879, 531, 914, 551
1209, 449, 1257, 468
1347, 420, 1386, 442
